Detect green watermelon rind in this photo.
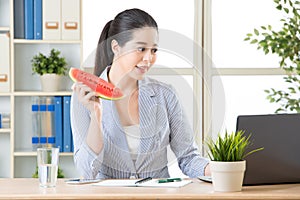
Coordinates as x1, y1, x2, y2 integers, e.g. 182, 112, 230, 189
69, 68, 124, 101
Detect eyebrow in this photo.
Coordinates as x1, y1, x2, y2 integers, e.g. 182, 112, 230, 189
135, 42, 158, 47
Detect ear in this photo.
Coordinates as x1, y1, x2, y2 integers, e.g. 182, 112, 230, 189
111, 39, 120, 55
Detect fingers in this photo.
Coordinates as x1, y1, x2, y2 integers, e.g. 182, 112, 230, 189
72, 82, 101, 112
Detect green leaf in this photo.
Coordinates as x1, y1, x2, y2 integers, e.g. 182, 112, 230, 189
268, 25, 272, 30
276, 4, 282, 10
284, 7, 289, 13
250, 39, 258, 44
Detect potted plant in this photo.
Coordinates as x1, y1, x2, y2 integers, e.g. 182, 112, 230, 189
244, 0, 300, 113
206, 130, 263, 192
32, 165, 65, 178
31, 48, 68, 92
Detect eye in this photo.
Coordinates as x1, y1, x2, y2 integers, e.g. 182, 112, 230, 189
151, 48, 158, 54
137, 47, 146, 52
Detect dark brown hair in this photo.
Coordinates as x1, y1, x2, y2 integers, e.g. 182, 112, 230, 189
94, 8, 158, 76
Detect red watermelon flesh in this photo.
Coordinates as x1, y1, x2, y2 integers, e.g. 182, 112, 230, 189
69, 68, 124, 100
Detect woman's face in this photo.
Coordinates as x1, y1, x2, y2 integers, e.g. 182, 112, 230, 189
113, 27, 158, 80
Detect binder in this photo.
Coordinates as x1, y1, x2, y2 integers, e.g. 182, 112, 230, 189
14, 0, 25, 39
39, 100, 47, 147
0, 33, 10, 92
43, 0, 61, 40
61, 0, 80, 40
46, 98, 55, 146
63, 96, 71, 152
54, 96, 63, 152
24, 0, 34, 39
33, 0, 42, 39
31, 101, 40, 150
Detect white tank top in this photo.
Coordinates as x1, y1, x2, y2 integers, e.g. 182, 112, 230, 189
123, 124, 141, 162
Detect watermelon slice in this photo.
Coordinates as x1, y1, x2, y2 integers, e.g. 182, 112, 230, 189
69, 67, 124, 100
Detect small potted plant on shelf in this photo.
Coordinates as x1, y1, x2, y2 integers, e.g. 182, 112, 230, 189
31, 48, 68, 92
206, 130, 263, 192
32, 165, 65, 178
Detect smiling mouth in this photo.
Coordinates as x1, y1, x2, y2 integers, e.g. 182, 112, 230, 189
135, 65, 149, 71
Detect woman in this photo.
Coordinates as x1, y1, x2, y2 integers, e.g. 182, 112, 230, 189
71, 8, 210, 179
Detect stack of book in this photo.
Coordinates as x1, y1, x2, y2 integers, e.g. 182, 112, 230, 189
31, 96, 73, 152
14, 0, 80, 40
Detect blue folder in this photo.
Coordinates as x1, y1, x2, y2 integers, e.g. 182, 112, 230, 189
63, 96, 72, 152
14, 0, 25, 39
33, 0, 42, 39
24, 0, 34, 39
54, 96, 63, 152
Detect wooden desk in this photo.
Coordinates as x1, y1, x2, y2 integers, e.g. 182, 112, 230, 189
1, 178, 300, 200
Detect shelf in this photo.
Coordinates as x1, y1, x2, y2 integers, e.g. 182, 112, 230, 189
0, 129, 11, 133
0, 27, 9, 31
14, 91, 72, 96
14, 151, 73, 157
14, 39, 81, 44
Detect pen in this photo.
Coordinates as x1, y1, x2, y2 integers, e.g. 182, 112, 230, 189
65, 178, 80, 182
135, 177, 152, 184
158, 178, 182, 183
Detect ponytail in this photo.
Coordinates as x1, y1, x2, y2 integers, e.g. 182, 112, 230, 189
94, 20, 114, 76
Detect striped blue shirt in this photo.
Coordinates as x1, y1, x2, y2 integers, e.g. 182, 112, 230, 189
70, 67, 209, 179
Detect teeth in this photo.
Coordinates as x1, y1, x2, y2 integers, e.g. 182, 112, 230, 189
137, 66, 147, 69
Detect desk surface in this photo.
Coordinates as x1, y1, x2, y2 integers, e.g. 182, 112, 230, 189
1, 178, 300, 200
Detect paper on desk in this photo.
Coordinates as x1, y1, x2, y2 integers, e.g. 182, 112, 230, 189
93, 179, 192, 188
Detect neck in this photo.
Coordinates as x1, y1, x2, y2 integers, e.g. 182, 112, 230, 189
108, 65, 138, 96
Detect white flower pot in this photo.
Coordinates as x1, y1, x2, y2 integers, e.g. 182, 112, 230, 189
40, 74, 62, 92
210, 160, 246, 192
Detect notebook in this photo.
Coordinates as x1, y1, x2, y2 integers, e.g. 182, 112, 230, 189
93, 179, 192, 188
236, 113, 300, 185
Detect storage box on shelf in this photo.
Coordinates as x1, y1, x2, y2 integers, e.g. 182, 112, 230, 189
0, 0, 12, 178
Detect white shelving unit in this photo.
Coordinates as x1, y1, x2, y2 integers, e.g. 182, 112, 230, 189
0, 0, 82, 178
0, 26, 9, 31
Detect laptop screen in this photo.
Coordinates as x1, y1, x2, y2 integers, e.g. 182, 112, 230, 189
236, 114, 300, 185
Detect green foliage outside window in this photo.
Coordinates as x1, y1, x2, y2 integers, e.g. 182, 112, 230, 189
244, 0, 300, 113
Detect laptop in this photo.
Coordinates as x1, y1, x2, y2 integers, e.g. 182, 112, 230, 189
236, 113, 300, 185
198, 113, 300, 185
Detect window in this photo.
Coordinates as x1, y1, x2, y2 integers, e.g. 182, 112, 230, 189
210, 0, 292, 138
82, 0, 194, 68
212, 0, 284, 68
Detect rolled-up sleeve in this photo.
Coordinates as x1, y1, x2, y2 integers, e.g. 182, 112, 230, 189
70, 92, 104, 179
167, 86, 209, 177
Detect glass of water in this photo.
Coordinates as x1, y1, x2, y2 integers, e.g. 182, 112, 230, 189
37, 147, 59, 188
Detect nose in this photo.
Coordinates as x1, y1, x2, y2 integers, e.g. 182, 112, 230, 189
142, 49, 153, 63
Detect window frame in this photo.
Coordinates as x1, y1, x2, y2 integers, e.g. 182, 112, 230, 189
205, 0, 288, 140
